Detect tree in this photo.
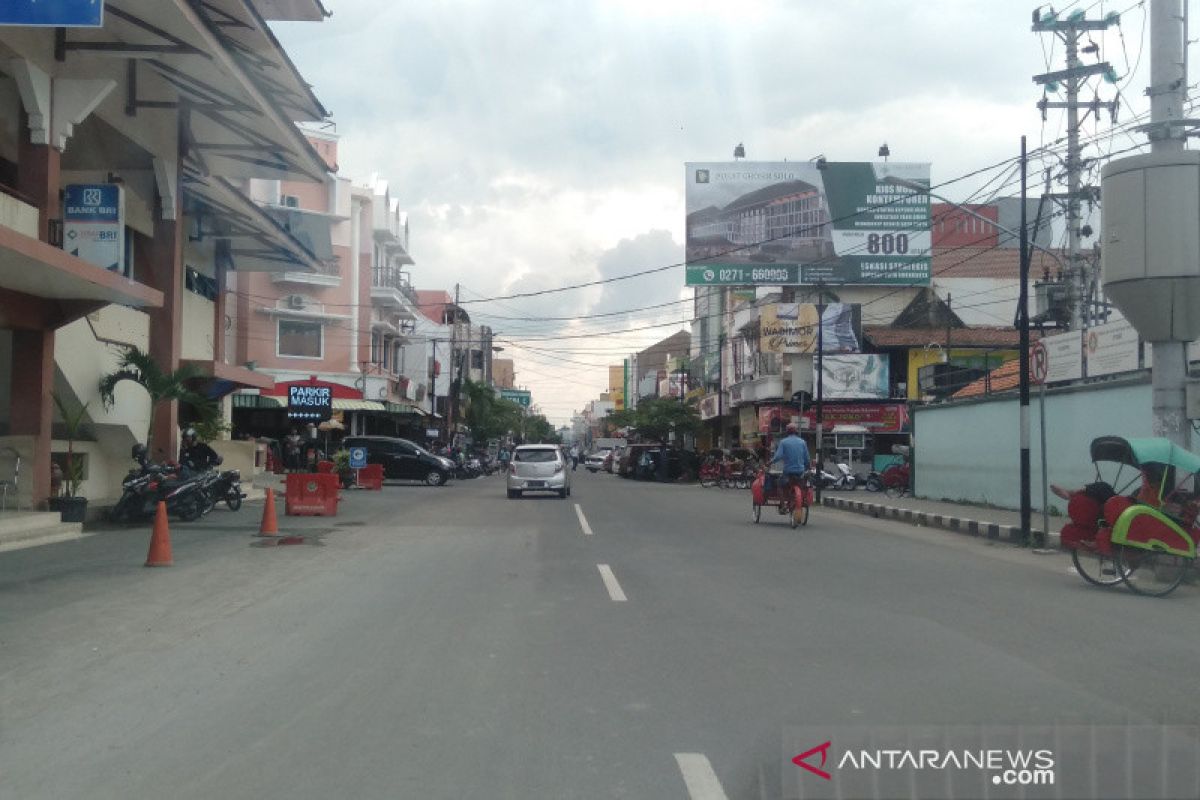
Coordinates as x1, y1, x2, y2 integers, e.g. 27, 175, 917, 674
98, 346, 217, 448
462, 379, 523, 442
614, 397, 701, 443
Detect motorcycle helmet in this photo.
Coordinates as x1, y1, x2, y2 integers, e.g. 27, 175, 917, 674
131, 443, 148, 462
183, 427, 197, 442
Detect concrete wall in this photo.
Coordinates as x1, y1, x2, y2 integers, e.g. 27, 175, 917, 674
912, 377, 1154, 513
181, 291, 216, 360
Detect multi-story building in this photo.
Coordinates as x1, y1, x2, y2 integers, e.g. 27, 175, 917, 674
230, 136, 430, 442
0, 2, 331, 516
413, 290, 495, 440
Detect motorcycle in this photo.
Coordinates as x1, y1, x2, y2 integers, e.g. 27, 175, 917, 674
108, 462, 211, 523
864, 471, 884, 492
815, 462, 857, 491
197, 467, 246, 512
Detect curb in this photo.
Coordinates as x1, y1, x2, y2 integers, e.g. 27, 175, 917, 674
821, 496, 1059, 548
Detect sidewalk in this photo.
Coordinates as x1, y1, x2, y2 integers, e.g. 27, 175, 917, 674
820, 490, 1059, 548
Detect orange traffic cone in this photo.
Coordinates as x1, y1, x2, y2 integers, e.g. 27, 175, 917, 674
258, 487, 280, 537
145, 501, 173, 567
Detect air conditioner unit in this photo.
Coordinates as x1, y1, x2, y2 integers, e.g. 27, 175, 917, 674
282, 195, 300, 208
286, 294, 306, 309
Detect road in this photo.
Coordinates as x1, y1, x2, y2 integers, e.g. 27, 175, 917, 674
3, 470, 1200, 799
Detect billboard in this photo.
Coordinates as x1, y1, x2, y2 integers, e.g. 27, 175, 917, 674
287, 385, 332, 421
759, 303, 862, 354
821, 354, 890, 399
1, 1, 104, 27
686, 161, 931, 286
1085, 318, 1141, 378
500, 388, 532, 408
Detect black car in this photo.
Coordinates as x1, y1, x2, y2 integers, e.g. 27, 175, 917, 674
341, 436, 454, 486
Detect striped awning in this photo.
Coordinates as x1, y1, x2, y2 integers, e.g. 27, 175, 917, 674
231, 393, 283, 409
385, 402, 427, 416
331, 399, 386, 412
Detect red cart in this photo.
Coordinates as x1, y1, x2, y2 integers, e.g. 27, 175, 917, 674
750, 469, 814, 528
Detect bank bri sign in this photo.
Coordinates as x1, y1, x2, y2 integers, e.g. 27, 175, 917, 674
0, 1, 105, 27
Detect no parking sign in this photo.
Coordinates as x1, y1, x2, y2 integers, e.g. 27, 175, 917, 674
349, 447, 367, 469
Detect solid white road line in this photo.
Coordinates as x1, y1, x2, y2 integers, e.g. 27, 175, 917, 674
596, 563, 627, 602
674, 753, 730, 800
574, 503, 593, 536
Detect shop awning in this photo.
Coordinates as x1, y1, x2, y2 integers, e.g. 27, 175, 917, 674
183, 173, 325, 273
183, 359, 275, 394
231, 393, 282, 409
385, 402, 426, 416
331, 399, 386, 412
0, 224, 163, 329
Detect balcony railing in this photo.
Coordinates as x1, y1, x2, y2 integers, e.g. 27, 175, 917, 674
371, 266, 418, 315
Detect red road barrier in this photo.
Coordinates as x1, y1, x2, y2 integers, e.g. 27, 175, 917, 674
316, 460, 335, 474
357, 464, 384, 491
285, 473, 340, 516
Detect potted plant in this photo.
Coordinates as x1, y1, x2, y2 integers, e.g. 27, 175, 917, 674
50, 391, 89, 522
332, 449, 354, 489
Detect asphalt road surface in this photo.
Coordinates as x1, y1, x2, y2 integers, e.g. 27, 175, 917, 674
3, 470, 1200, 799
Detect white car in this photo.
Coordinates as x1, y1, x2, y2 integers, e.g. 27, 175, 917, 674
584, 449, 611, 472
507, 445, 571, 498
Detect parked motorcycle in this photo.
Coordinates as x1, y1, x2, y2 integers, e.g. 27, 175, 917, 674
108, 459, 211, 523
197, 467, 246, 512
815, 462, 857, 491
863, 471, 884, 492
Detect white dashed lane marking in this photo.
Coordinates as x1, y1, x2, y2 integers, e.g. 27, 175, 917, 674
596, 563, 627, 602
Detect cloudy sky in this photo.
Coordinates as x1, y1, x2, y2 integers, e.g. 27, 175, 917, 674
274, 0, 1155, 425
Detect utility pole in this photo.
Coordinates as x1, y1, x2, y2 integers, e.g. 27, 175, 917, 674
447, 282, 460, 438
1033, 7, 1118, 331
1146, 0, 1190, 447
814, 282, 825, 503
428, 338, 438, 437
1018, 136, 1033, 545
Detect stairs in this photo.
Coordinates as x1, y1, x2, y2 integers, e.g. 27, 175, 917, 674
0, 512, 85, 553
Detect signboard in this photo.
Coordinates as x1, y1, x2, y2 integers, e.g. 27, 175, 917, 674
759, 303, 862, 354
1, 1, 104, 27
63, 184, 124, 272
821, 354, 890, 399
685, 161, 931, 286
348, 447, 368, 469
698, 393, 720, 421
800, 403, 909, 433
1085, 318, 1141, 378
287, 385, 332, 421
499, 388, 532, 408
738, 406, 758, 442
1031, 330, 1083, 385
426, 428, 440, 439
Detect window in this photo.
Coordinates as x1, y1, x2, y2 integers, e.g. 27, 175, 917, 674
515, 448, 559, 463
471, 349, 484, 369
278, 319, 322, 358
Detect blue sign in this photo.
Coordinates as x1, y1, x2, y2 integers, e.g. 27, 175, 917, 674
1, 1, 105, 27
63, 183, 124, 271
349, 447, 367, 470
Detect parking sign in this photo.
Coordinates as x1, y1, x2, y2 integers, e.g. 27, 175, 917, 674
349, 447, 367, 470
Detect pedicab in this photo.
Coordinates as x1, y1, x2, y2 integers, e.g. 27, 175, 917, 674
750, 467, 815, 528
1058, 436, 1200, 597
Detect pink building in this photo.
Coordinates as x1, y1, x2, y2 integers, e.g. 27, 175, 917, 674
230, 130, 430, 442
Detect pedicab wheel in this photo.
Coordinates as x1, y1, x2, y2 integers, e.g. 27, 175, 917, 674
1070, 547, 1128, 588
752, 503, 761, 523
1115, 546, 1190, 597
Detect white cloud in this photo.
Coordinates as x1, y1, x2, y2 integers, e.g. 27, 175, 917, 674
272, 0, 1153, 423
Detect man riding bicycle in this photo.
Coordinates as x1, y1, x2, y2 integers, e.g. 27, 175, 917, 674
768, 423, 811, 504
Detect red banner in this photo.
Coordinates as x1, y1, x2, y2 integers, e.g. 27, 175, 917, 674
800, 403, 908, 433
270, 377, 363, 400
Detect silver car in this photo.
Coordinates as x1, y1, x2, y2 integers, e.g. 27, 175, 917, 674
507, 445, 571, 499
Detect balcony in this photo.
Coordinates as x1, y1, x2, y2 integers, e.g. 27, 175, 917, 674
270, 264, 340, 287
370, 266, 418, 320
729, 374, 786, 405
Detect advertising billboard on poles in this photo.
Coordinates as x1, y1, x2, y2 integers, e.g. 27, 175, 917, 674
685, 161, 931, 286
758, 303, 862, 354
821, 354, 891, 399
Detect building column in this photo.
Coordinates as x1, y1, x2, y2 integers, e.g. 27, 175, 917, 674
145, 197, 184, 460
17, 108, 61, 244
10, 329, 55, 507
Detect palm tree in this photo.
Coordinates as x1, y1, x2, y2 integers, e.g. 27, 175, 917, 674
98, 346, 217, 448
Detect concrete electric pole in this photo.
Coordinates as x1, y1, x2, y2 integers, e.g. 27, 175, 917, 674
1102, 0, 1197, 449
1032, 7, 1118, 331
